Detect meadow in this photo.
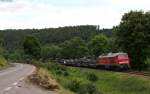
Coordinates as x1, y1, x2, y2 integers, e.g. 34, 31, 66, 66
33, 61, 150, 94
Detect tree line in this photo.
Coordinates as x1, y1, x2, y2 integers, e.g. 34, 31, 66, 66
0, 25, 111, 51
0, 25, 113, 63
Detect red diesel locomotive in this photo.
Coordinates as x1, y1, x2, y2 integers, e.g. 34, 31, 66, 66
98, 53, 130, 69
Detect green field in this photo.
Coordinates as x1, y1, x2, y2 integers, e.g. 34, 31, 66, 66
34, 62, 150, 94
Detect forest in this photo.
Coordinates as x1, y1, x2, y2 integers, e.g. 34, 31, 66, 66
0, 25, 111, 51
0, 25, 112, 60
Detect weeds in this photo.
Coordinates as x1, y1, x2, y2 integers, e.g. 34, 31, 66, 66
67, 78, 101, 94
30, 61, 150, 94
67, 79, 82, 92
29, 68, 59, 90
78, 82, 100, 94
87, 72, 98, 82
0, 56, 7, 69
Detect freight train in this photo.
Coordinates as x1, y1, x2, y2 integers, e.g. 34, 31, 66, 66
59, 52, 130, 70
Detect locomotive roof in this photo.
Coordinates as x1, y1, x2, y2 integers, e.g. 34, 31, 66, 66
99, 52, 127, 58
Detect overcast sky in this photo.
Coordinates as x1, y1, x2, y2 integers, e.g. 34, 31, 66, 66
0, 0, 149, 29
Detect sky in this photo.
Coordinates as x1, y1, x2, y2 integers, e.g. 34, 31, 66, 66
0, 0, 150, 29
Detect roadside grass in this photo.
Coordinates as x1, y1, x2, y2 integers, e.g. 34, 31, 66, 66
29, 68, 59, 90
0, 56, 8, 69
33, 61, 150, 94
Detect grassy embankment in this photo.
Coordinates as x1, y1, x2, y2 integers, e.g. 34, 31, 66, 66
31, 61, 150, 94
0, 56, 8, 69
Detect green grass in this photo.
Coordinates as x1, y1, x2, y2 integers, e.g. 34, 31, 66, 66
145, 58, 150, 71
33, 61, 150, 94
0, 56, 7, 69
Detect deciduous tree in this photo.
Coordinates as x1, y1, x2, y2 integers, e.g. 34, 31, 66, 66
88, 34, 109, 57
115, 11, 150, 70
23, 36, 41, 59
61, 37, 88, 59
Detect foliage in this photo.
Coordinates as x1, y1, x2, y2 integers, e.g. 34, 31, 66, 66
7, 51, 22, 62
67, 79, 82, 92
0, 56, 7, 69
33, 62, 150, 94
0, 25, 109, 52
88, 34, 109, 57
23, 36, 41, 59
145, 58, 150, 71
0, 47, 5, 56
60, 37, 89, 59
78, 83, 100, 94
87, 73, 98, 82
41, 45, 61, 61
107, 37, 121, 53
115, 11, 150, 70
67, 79, 100, 94
0, 36, 4, 47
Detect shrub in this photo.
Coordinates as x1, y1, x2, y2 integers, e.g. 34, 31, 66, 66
87, 73, 98, 82
0, 56, 7, 68
63, 71, 69, 76
48, 63, 69, 76
8, 52, 22, 62
31, 61, 69, 76
67, 79, 82, 92
78, 83, 100, 94
67, 79, 101, 94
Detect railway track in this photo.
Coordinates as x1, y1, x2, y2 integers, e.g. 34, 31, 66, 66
123, 70, 150, 78
67, 65, 150, 78
58, 61, 150, 78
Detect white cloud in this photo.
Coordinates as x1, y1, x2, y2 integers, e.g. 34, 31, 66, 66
0, 0, 150, 29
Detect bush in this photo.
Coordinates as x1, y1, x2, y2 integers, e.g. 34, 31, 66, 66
32, 61, 69, 76
0, 56, 7, 68
78, 83, 100, 94
67, 79, 101, 94
67, 79, 82, 92
8, 52, 22, 62
87, 73, 98, 82
46, 63, 69, 76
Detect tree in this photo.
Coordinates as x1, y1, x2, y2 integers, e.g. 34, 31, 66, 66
0, 47, 5, 56
41, 45, 61, 60
88, 34, 109, 57
8, 52, 21, 62
115, 11, 150, 70
0, 39, 3, 47
23, 36, 41, 59
0, 25, 103, 52
61, 37, 88, 59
